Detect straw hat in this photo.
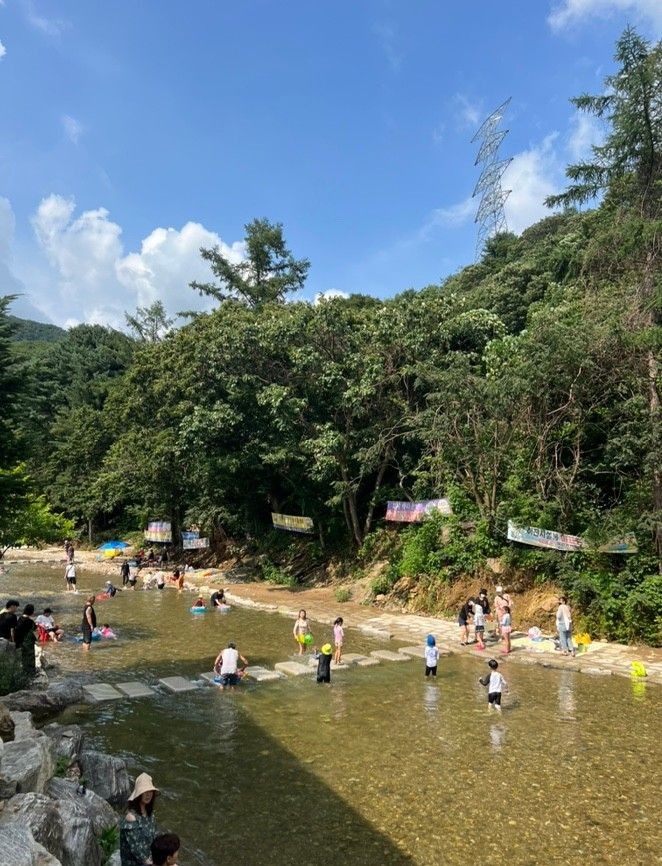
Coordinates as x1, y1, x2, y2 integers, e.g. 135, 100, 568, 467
128, 773, 159, 801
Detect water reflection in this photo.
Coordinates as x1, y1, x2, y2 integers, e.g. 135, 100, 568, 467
557, 671, 576, 720
423, 683, 440, 716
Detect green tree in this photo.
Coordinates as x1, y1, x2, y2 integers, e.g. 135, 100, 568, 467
191, 218, 310, 308
125, 300, 175, 342
547, 26, 662, 569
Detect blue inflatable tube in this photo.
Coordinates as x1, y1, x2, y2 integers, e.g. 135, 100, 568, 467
190, 606, 207, 614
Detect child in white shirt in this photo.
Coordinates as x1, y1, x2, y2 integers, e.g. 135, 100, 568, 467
473, 600, 486, 650
424, 634, 440, 677
485, 658, 507, 711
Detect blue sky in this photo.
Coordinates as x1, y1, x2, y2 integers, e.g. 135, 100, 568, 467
0, 0, 660, 326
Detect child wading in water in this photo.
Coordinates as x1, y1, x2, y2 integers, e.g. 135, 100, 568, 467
482, 658, 508, 712
314, 643, 333, 683
293, 609, 311, 655
424, 634, 440, 677
500, 606, 512, 654
333, 617, 344, 664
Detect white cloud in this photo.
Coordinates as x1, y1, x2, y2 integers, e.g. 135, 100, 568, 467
454, 94, 482, 130
0, 40, 6, 60
427, 197, 475, 229
548, 0, 662, 34
567, 111, 604, 161
372, 21, 402, 71
502, 134, 561, 233
116, 222, 245, 308
61, 115, 83, 145
19, 194, 245, 327
24, 0, 68, 36
313, 289, 350, 304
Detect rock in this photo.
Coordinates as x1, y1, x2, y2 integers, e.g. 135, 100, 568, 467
0, 793, 64, 862
1, 681, 84, 722
52, 799, 103, 866
0, 824, 62, 865
10, 712, 41, 742
0, 704, 15, 742
1, 736, 55, 794
46, 778, 118, 836
79, 750, 130, 805
42, 725, 84, 765
106, 852, 121, 866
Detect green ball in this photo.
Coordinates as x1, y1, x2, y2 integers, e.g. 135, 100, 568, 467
303, 633, 313, 645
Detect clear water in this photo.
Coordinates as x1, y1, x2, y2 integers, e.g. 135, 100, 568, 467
3, 565, 660, 865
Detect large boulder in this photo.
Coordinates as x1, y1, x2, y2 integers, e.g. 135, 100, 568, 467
52, 799, 103, 866
10, 712, 41, 742
46, 778, 118, 836
0, 736, 54, 794
78, 750, 130, 805
0, 793, 64, 862
42, 725, 84, 765
0, 703, 15, 742
0, 825, 62, 865
0, 681, 84, 722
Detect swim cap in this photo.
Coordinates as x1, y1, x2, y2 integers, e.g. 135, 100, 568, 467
426, 634, 435, 646
496, 585, 504, 593
321, 643, 332, 655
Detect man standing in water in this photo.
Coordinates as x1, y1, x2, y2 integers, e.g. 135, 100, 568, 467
64, 562, 77, 592
120, 559, 130, 587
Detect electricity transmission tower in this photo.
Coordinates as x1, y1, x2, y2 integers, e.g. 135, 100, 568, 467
471, 98, 512, 259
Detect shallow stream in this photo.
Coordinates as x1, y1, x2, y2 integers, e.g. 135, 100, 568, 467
2, 565, 660, 865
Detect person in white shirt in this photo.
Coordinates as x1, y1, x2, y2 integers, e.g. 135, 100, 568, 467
213, 641, 248, 690
64, 563, 76, 592
473, 599, 486, 649
35, 608, 64, 641
485, 658, 507, 711
424, 634, 440, 677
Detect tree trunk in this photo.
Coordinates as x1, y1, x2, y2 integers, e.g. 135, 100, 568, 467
87, 518, 93, 545
363, 451, 390, 537
647, 347, 662, 572
340, 461, 363, 547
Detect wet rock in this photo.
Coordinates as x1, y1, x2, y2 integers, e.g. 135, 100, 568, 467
1, 736, 54, 794
0, 823, 62, 865
0, 793, 63, 862
79, 750, 130, 805
10, 712, 41, 741
1, 681, 84, 722
42, 725, 84, 764
0, 704, 15, 742
46, 778, 118, 836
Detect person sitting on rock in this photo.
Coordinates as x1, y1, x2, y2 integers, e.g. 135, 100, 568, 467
120, 773, 159, 866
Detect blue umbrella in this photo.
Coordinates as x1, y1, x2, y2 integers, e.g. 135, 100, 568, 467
97, 541, 130, 550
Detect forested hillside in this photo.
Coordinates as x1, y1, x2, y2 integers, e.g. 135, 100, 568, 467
1, 29, 660, 643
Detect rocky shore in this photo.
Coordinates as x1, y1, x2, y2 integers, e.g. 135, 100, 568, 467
0, 683, 128, 866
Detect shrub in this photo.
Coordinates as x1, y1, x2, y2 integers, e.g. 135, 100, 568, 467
334, 588, 351, 603
0, 653, 29, 696
623, 575, 662, 646
100, 825, 119, 863
261, 560, 297, 588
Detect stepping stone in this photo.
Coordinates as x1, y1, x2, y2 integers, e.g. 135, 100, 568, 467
199, 671, 218, 684
245, 666, 284, 683
581, 667, 613, 676
356, 657, 381, 667
274, 661, 313, 677
115, 681, 156, 698
359, 626, 393, 640
398, 646, 426, 658
370, 650, 412, 662
83, 684, 124, 703
158, 676, 199, 693
340, 654, 368, 665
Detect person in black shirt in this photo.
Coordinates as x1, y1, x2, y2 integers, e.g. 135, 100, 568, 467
15, 604, 37, 678
81, 596, 97, 651
0, 600, 20, 642
210, 589, 226, 607
458, 599, 474, 646
315, 643, 333, 683
120, 560, 130, 586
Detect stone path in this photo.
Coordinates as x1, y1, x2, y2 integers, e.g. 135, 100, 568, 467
81, 646, 420, 702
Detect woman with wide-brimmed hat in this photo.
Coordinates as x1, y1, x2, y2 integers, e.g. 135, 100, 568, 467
120, 773, 159, 865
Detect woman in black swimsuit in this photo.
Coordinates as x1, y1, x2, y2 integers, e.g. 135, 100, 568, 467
458, 599, 474, 646
81, 596, 97, 651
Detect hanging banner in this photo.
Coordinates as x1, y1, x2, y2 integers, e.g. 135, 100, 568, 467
181, 530, 200, 541
144, 521, 172, 543
271, 513, 315, 534
507, 521, 638, 554
385, 499, 452, 523
183, 537, 210, 550
597, 534, 638, 554
507, 521, 584, 552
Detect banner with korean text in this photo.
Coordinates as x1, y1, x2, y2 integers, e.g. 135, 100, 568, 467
385, 499, 452, 523
507, 521, 637, 554
144, 521, 172, 543
183, 537, 210, 550
272, 513, 314, 534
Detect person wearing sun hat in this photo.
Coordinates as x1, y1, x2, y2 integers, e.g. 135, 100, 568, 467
314, 642, 333, 683
120, 773, 159, 866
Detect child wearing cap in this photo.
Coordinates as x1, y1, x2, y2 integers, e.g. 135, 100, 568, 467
424, 634, 440, 677
314, 643, 333, 683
